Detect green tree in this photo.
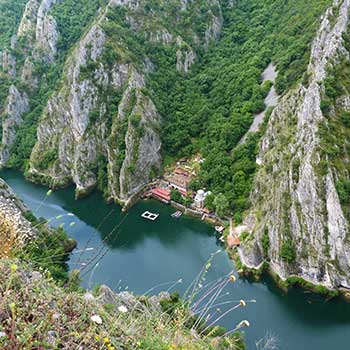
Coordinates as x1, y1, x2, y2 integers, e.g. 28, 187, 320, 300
204, 193, 215, 211
213, 193, 229, 218
280, 239, 296, 263
170, 189, 182, 203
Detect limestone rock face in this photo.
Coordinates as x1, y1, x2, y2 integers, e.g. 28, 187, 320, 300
24, 0, 220, 203
0, 86, 29, 165
0, 50, 16, 78
240, 0, 350, 289
34, 0, 59, 63
0, 177, 36, 253
26, 3, 161, 202
0, 0, 59, 167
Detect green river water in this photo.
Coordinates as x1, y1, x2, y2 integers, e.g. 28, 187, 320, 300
2, 169, 350, 350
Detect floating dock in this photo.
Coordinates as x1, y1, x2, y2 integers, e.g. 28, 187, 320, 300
171, 211, 183, 218
141, 211, 159, 221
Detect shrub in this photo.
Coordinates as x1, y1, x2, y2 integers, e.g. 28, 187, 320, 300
262, 228, 270, 257
170, 189, 183, 203
280, 239, 296, 263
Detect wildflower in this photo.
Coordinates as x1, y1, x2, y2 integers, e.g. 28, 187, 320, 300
95, 335, 100, 341
236, 320, 250, 329
10, 263, 18, 272
84, 293, 95, 302
239, 300, 246, 307
103, 337, 110, 343
118, 305, 128, 313
229, 274, 236, 282
91, 315, 103, 324
107, 344, 115, 350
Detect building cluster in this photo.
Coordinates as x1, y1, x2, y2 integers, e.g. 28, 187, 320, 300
148, 164, 212, 213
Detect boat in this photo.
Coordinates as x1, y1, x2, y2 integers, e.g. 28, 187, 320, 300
141, 211, 159, 221
215, 226, 225, 234
171, 211, 183, 218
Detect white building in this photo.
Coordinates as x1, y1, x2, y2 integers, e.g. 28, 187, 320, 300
194, 190, 211, 209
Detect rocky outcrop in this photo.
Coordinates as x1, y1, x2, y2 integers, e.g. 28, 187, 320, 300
0, 0, 59, 167
239, 0, 350, 289
0, 50, 16, 78
0, 86, 29, 165
25, 0, 220, 204
0, 177, 36, 257
204, 2, 223, 49
33, 0, 59, 63
27, 3, 162, 203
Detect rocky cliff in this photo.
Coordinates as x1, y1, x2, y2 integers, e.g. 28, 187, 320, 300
0, 0, 222, 204
0, 0, 59, 165
0, 177, 35, 258
239, 0, 350, 290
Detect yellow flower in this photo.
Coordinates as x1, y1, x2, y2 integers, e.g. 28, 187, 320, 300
229, 274, 236, 282
103, 337, 110, 343
95, 335, 100, 341
10, 264, 18, 272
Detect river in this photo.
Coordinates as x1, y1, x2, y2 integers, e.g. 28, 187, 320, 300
2, 169, 350, 350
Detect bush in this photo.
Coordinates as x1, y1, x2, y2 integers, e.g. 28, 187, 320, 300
280, 239, 296, 263
262, 228, 270, 257
170, 189, 183, 203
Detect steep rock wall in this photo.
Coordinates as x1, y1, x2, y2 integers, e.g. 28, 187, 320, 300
26, 0, 221, 203
0, 0, 58, 166
239, 0, 350, 289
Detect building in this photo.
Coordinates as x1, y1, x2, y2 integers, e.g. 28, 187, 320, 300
227, 235, 241, 248
150, 188, 171, 203
194, 190, 211, 209
168, 173, 192, 195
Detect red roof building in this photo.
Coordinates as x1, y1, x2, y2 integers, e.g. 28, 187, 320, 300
227, 235, 241, 248
151, 188, 171, 202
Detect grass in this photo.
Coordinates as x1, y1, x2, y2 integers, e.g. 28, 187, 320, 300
0, 260, 245, 350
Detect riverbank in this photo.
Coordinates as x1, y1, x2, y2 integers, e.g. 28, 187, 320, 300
21, 166, 349, 300
4, 168, 350, 350
228, 248, 348, 301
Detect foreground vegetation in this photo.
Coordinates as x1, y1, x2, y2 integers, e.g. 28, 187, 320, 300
0, 260, 245, 350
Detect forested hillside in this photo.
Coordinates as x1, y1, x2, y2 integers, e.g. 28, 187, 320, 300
152, 0, 332, 221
